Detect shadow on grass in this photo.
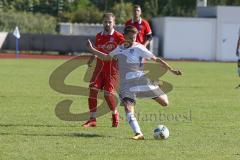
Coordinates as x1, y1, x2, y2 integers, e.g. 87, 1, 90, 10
0, 132, 109, 138
0, 131, 161, 141
0, 123, 156, 140
0, 123, 114, 128
0, 124, 110, 138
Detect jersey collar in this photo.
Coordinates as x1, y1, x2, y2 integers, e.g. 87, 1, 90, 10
101, 29, 115, 36
131, 17, 142, 24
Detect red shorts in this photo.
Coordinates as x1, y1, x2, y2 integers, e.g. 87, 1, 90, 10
89, 70, 119, 93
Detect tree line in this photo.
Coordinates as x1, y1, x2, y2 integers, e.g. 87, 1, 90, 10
0, 0, 240, 33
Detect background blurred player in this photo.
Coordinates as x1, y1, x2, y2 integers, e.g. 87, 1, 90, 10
82, 13, 124, 128
125, 4, 152, 47
236, 26, 240, 88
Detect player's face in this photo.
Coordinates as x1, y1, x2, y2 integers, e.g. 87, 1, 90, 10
103, 16, 115, 33
133, 7, 141, 19
124, 32, 137, 46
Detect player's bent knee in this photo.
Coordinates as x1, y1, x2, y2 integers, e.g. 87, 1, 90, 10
161, 100, 169, 107
124, 105, 132, 113
154, 95, 169, 107
104, 90, 115, 96
160, 95, 169, 107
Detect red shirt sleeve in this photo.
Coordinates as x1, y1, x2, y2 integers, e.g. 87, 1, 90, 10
125, 19, 131, 27
118, 33, 125, 45
144, 20, 152, 35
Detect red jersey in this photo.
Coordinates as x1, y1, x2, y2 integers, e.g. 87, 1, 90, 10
94, 30, 124, 74
125, 18, 152, 44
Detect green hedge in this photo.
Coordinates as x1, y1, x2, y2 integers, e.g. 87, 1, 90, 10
0, 10, 57, 34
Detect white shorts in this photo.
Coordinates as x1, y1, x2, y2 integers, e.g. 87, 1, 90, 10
119, 75, 166, 101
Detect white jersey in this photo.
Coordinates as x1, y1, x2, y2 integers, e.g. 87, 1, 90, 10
110, 42, 155, 81
109, 43, 164, 100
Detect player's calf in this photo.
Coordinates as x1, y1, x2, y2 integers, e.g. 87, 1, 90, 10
123, 98, 144, 140
104, 91, 119, 127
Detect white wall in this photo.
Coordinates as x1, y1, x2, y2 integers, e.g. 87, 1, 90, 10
153, 17, 216, 60
152, 6, 240, 61
59, 23, 124, 36
197, 6, 240, 61
217, 23, 240, 61
215, 6, 240, 61
217, 6, 240, 22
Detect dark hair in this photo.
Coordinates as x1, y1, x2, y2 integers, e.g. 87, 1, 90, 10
124, 25, 138, 35
133, 4, 141, 10
102, 12, 115, 19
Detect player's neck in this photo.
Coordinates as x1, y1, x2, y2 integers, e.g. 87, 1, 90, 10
133, 17, 141, 22
124, 42, 134, 48
103, 29, 114, 35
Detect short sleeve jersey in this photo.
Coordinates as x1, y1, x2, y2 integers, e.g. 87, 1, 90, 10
109, 42, 156, 87
95, 30, 124, 73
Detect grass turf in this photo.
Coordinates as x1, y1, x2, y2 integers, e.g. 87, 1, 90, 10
0, 58, 240, 160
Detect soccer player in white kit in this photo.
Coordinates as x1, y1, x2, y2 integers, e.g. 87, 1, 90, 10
87, 25, 182, 140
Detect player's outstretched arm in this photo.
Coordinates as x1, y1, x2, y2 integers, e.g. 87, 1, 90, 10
87, 39, 112, 61
236, 38, 240, 56
155, 57, 182, 76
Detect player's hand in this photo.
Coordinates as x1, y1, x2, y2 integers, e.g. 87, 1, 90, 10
170, 69, 182, 76
87, 39, 94, 51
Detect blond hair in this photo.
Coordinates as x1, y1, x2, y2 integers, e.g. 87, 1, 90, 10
102, 12, 115, 20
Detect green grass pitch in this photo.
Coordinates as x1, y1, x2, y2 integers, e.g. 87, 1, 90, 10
0, 58, 240, 160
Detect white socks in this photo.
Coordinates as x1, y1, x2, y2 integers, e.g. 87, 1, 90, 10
127, 112, 142, 134
112, 110, 118, 115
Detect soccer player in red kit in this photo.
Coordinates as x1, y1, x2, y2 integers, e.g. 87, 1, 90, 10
125, 5, 152, 47
82, 13, 124, 128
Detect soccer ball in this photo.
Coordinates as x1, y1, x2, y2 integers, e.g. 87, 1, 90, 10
153, 125, 169, 140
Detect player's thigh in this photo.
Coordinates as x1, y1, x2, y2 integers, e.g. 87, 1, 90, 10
103, 73, 119, 94
89, 72, 104, 90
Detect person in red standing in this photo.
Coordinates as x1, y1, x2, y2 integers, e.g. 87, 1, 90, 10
82, 13, 124, 128
125, 4, 152, 47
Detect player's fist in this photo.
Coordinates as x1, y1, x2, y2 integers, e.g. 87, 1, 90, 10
87, 39, 94, 51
